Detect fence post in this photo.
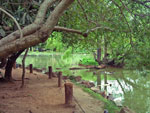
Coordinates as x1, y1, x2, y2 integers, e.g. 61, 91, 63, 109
48, 66, 52, 79
29, 64, 33, 73
64, 82, 73, 105
58, 71, 62, 87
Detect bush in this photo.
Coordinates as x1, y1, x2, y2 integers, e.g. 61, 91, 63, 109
79, 58, 99, 66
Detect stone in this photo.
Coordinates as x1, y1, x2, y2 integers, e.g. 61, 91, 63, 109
100, 91, 107, 98
104, 109, 108, 113
119, 106, 136, 113
91, 87, 101, 93
89, 82, 95, 87
81, 81, 91, 88
74, 76, 82, 82
69, 75, 75, 80
113, 98, 123, 107
63, 76, 69, 80
33, 68, 42, 72
52, 72, 57, 77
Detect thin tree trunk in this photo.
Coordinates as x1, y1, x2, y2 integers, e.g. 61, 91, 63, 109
97, 48, 101, 65
20, 48, 29, 88
103, 37, 108, 63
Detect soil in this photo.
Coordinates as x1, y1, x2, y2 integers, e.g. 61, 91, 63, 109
0, 68, 104, 113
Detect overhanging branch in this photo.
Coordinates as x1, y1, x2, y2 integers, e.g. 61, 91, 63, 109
54, 26, 87, 37
0, 0, 57, 47
0, 0, 75, 58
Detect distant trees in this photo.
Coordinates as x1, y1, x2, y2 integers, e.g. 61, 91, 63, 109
58, 0, 150, 68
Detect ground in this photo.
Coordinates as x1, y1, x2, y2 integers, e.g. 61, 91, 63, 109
0, 68, 104, 113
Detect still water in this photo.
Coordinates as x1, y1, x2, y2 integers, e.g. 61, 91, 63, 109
17, 54, 150, 113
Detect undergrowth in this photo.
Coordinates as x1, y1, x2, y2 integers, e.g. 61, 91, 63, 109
79, 58, 99, 66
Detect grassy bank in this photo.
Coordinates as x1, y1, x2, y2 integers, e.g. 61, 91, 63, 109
72, 81, 120, 113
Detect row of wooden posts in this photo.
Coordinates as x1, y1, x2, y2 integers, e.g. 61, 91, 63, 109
28, 64, 73, 105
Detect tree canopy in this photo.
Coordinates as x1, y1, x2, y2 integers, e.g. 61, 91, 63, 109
0, 0, 150, 69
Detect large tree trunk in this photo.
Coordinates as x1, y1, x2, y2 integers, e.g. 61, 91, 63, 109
4, 50, 24, 81
4, 59, 14, 81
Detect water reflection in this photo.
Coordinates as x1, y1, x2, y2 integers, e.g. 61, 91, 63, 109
17, 55, 150, 113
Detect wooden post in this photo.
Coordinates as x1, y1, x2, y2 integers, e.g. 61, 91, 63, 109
58, 71, 62, 87
13, 62, 16, 69
48, 66, 52, 79
64, 83, 73, 105
29, 64, 33, 73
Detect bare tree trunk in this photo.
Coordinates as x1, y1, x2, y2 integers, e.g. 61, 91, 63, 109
4, 50, 24, 81
97, 48, 101, 65
103, 37, 108, 64
20, 48, 29, 88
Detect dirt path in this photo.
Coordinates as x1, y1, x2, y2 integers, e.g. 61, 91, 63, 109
0, 68, 104, 113
73, 85, 104, 113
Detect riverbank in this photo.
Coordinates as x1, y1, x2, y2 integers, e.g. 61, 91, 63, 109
0, 68, 106, 113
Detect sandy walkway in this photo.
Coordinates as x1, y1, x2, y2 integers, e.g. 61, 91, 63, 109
0, 68, 104, 113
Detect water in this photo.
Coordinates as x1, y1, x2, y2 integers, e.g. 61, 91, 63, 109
17, 53, 150, 113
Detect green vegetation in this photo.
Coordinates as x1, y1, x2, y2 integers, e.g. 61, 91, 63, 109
79, 58, 99, 66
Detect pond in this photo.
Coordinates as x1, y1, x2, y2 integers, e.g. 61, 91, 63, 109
17, 53, 150, 113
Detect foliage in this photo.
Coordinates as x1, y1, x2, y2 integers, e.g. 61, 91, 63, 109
79, 58, 99, 66
61, 47, 72, 59
45, 32, 64, 52
1, 0, 150, 70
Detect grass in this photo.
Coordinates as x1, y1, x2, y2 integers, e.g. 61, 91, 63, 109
72, 81, 120, 113
21, 51, 62, 56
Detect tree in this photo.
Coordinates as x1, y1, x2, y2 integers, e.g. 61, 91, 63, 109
0, 0, 77, 59
0, 0, 77, 80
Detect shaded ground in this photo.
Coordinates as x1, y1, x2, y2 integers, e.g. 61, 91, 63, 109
0, 68, 104, 113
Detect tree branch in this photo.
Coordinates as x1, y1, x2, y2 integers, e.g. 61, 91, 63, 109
0, 7, 23, 39
86, 26, 113, 33
0, 0, 57, 47
0, 0, 74, 58
112, 0, 134, 47
54, 26, 87, 37
132, 0, 150, 8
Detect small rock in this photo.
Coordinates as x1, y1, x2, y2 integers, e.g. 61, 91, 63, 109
81, 81, 91, 88
100, 91, 107, 98
104, 109, 108, 113
63, 76, 68, 80
52, 72, 57, 77
113, 98, 123, 107
91, 87, 101, 93
45, 72, 49, 75
89, 82, 95, 87
74, 76, 82, 82
119, 106, 136, 113
69, 75, 75, 80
